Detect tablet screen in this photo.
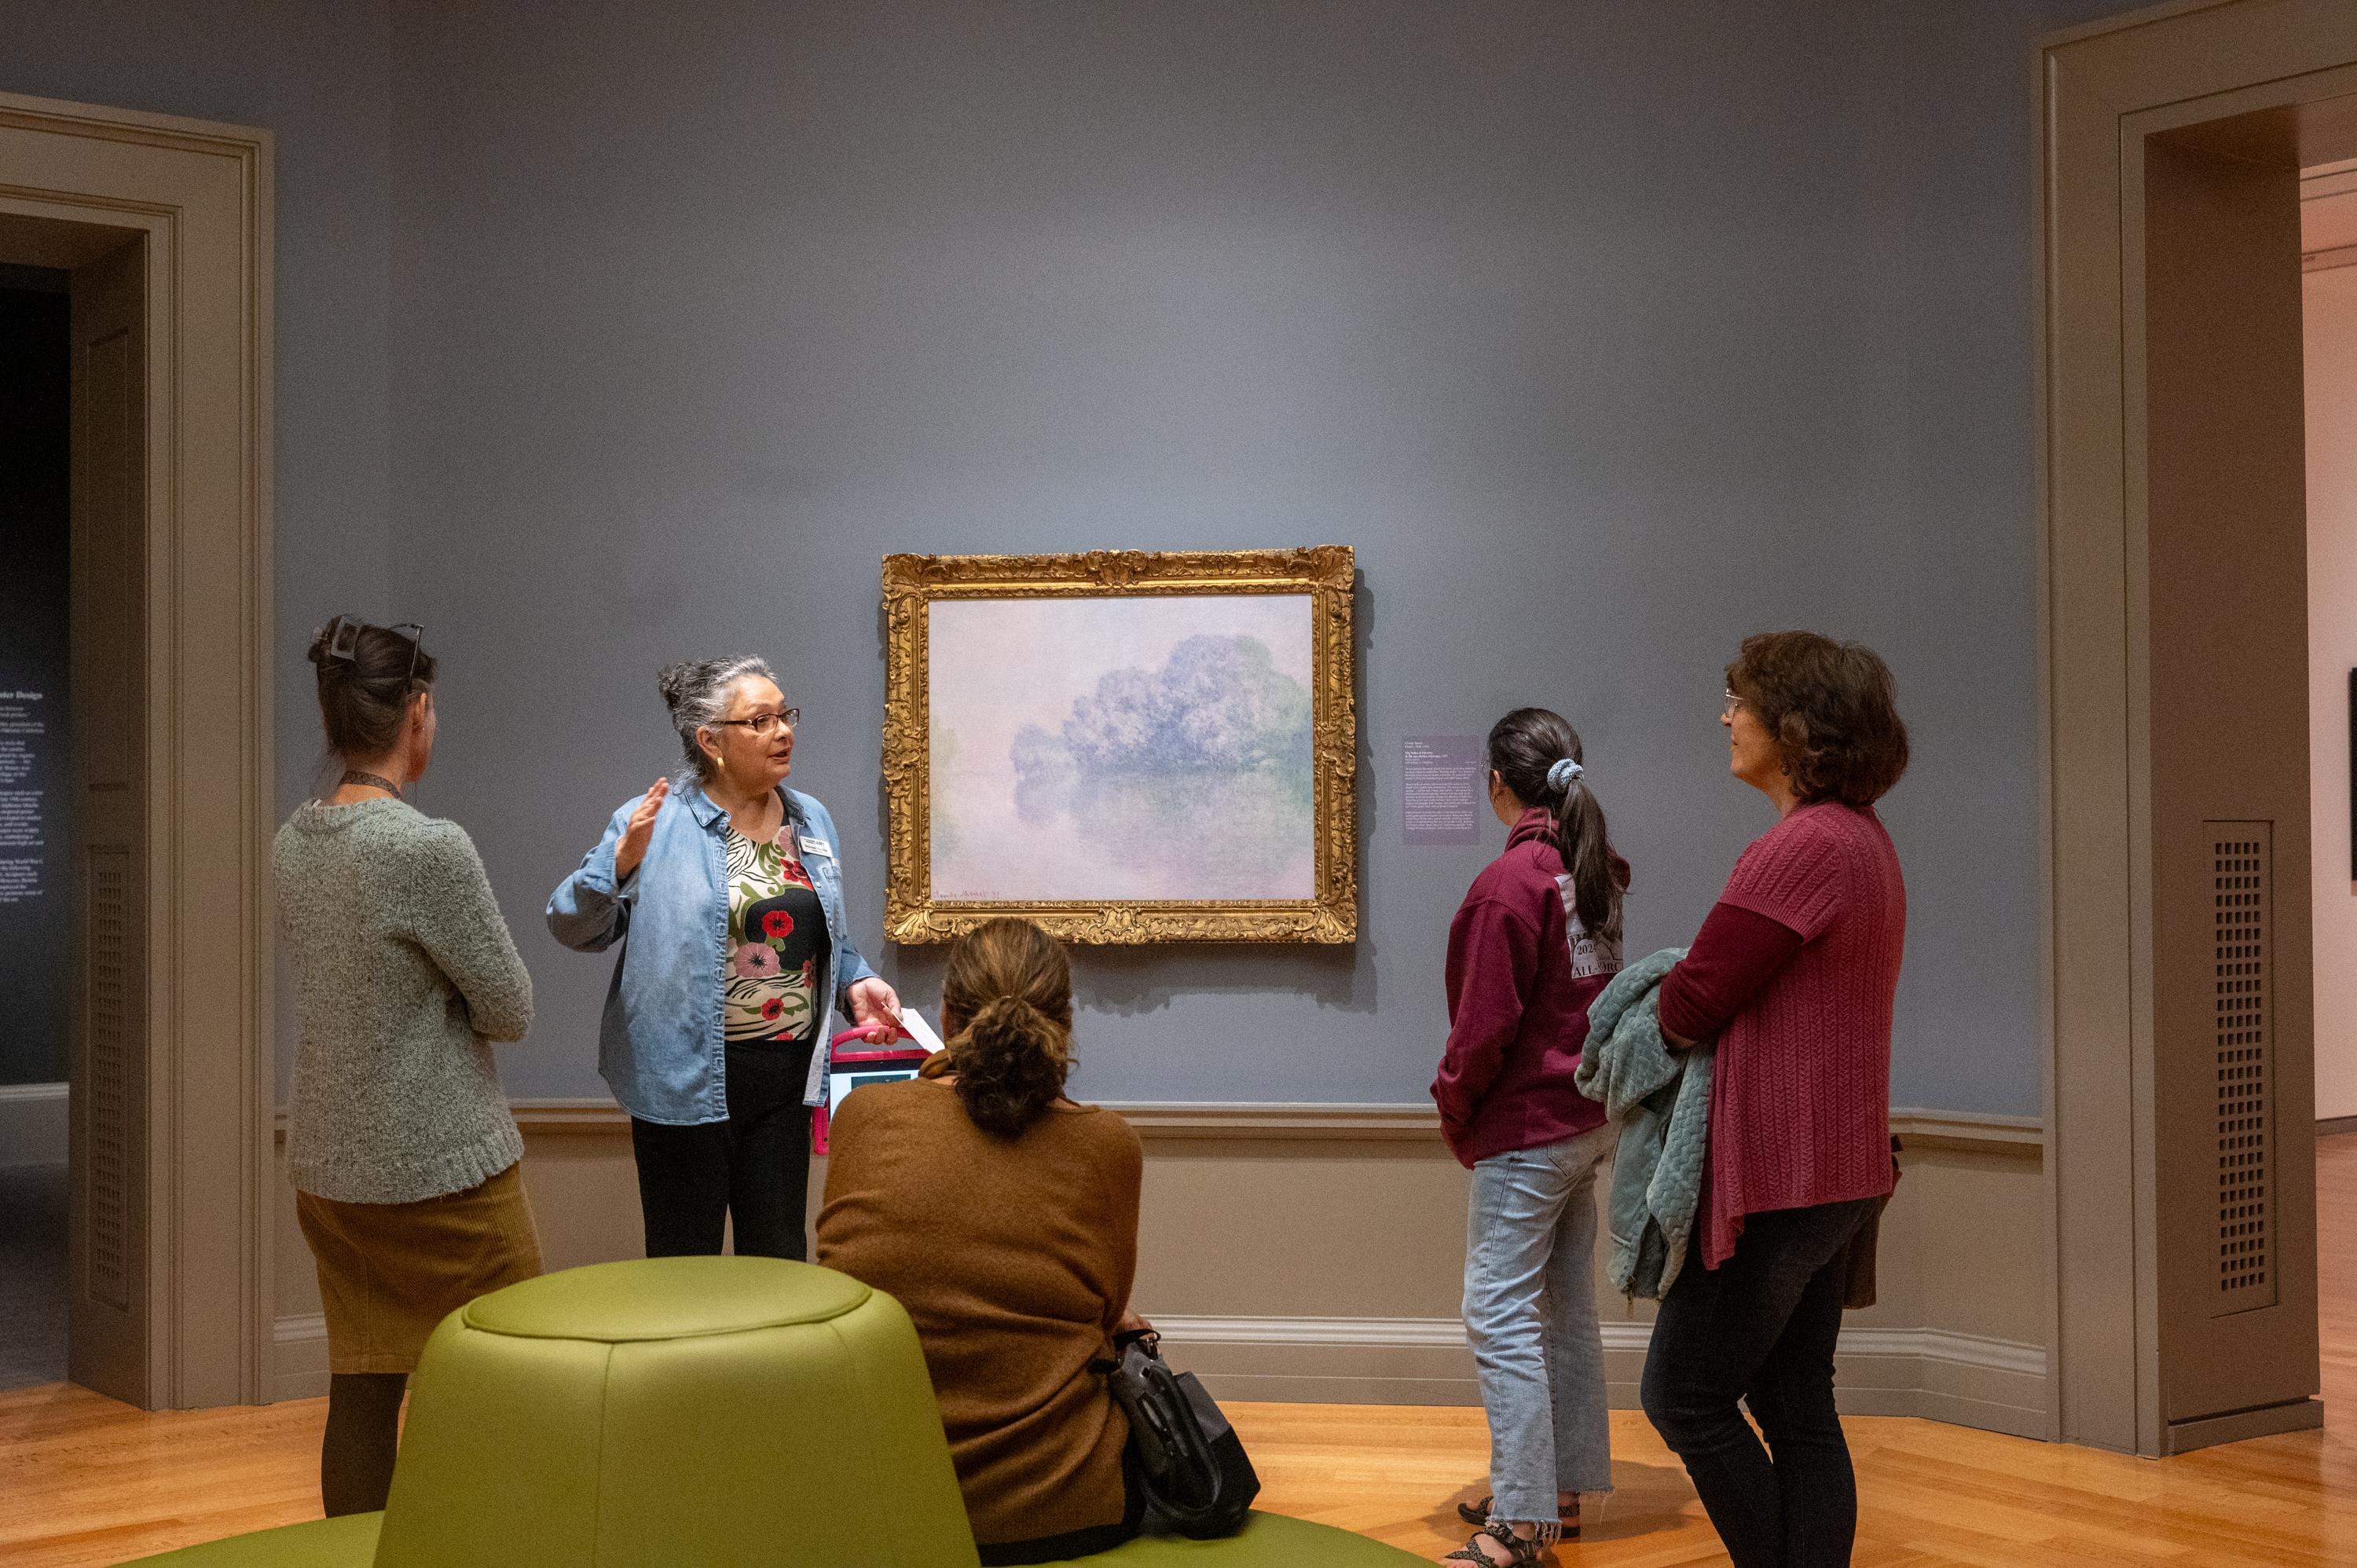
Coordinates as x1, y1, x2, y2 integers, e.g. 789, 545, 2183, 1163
827, 1066, 923, 1118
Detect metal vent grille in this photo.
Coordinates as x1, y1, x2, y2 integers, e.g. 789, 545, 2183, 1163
2209, 822, 2275, 1313
86, 848, 130, 1312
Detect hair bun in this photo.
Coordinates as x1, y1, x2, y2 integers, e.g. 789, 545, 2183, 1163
305, 614, 438, 763
656, 660, 706, 720
306, 620, 350, 676
970, 993, 1043, 1035
937, 917, 1075, 1139
948, 992, 1069, 1139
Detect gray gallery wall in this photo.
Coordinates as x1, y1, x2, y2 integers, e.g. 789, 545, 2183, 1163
0, 0, 394, 1099
0, 0, 396, 866
0, 0, 2157, 1116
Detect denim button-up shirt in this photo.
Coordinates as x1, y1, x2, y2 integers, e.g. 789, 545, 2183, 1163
546, 779, 879, 1125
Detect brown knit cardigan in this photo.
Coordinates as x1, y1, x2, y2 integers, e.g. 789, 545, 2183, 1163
816, 1076, 1142, 1548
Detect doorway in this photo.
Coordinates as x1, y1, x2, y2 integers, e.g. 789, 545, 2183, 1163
2038, 0, 2357, 1456
0, 261, 69, 1391
2300, 151, 2357, 1431
0, 91, 273, 1409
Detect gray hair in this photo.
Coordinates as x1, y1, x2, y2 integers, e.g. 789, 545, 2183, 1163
657, 655, 778, 779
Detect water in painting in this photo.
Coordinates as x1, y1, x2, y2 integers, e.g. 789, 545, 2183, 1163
928, 594, 1316, 900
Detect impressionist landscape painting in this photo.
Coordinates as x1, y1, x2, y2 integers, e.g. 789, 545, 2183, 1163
928, 594, 1317, 901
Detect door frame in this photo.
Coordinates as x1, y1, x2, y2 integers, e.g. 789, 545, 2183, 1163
2038, 0, 2357, 1454
0, 90, 273, 1408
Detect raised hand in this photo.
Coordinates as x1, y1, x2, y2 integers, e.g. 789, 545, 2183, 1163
613, 777, 669, 883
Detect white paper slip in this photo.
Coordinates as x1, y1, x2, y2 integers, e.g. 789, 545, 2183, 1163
896, 1006, 946, 1055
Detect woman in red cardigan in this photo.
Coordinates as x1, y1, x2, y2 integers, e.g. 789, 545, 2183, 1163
1641, 632, 1909, 1568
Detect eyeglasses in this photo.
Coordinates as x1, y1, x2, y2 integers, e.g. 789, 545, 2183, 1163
714, 709, 800, 738
1721, 688, 1746, 719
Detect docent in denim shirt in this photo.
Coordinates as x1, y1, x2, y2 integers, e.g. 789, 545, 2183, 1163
546, 655, 901, 1261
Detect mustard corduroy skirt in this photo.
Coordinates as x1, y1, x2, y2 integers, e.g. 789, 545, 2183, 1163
295, 1161, 544, 1375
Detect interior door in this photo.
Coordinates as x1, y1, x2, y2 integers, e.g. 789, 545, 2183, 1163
64, 233, 149, 1405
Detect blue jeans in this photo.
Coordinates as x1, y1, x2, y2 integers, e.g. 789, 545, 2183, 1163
1462, 1123, 1618, 1522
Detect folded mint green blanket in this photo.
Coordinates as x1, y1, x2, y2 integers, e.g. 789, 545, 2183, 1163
1576, 947, 1710, 1299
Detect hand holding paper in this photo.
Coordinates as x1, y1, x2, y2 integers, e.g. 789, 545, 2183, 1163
845, 976, 904, 1042
832, 1006, 945, 1055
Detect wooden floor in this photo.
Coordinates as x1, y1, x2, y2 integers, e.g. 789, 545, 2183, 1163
5, 1139, 2355, 1567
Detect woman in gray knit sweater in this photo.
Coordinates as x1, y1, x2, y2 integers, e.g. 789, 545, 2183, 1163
273, 617, 541, 1518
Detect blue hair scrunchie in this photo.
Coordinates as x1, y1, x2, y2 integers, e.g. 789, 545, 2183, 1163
1547, 757, 1584, 793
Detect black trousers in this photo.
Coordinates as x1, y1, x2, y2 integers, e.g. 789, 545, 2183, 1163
629, 1042, 817, 1261
1639, 1197, 1879, 1568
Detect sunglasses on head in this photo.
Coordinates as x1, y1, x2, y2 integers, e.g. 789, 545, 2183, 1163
323, 617, 427, 684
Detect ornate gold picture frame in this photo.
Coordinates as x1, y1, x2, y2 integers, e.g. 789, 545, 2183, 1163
882, 546, 1358, 943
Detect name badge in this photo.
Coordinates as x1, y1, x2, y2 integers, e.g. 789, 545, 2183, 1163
799, 835, 834, 860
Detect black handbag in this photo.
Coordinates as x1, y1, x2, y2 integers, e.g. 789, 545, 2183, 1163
1091, 1328, 1259, 1539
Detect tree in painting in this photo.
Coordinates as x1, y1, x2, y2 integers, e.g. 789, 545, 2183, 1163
1014, 634, 1310, 780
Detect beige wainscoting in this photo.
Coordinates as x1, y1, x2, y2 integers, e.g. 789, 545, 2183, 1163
270, 1103, 2047, 1436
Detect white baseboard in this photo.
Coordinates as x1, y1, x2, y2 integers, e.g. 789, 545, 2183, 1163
270, 1306, 2048, 1437
273, 1313, 329, 1402
277, 1100, 2047, 1155
1152, 1315, 2048, 1438
0, 1081, 67, 1168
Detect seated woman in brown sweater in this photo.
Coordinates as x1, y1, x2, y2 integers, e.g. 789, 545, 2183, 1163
816, 917, 1147, 1565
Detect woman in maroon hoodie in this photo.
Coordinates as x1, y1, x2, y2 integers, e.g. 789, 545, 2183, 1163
1431, 708, 1626, 1567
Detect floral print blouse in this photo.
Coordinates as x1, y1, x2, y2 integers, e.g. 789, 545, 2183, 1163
724, 826, 832, 1047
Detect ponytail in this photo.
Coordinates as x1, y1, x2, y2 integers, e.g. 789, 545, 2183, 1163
1555, 775, 1619, 944
1486, 706, 1620, 943
926, 917, 1076, 1138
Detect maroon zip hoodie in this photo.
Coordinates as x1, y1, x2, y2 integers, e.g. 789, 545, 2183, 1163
1431, 807, 1625, 1167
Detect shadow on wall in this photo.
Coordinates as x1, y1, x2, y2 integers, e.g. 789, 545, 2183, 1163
874, 567, 1380, 1023
888, 940, 1376, 1021
1079, 940, 1371, 1017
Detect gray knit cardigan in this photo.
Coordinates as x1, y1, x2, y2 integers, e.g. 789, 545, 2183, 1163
274, 798, 533, 1203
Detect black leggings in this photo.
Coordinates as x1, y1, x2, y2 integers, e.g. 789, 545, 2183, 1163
1639, 1197, 1878, 1568
321, 1371, 407, 1517
629, 1042, 816, 1260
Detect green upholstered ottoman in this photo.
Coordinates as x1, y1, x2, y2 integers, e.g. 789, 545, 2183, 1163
1054, 1511, 1428, 1563
119, 1507, 1428, 1566
117, 1258, 1420, 1566
372, 1256, 979, 1567
117, 1511, 379, 1566
123, 1256, 978, 1567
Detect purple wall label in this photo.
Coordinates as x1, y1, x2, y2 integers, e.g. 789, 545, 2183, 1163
1402, 735, 1483, 844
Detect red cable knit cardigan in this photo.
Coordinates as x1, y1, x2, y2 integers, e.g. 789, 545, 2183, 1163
1684, 800, 1907, 1270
